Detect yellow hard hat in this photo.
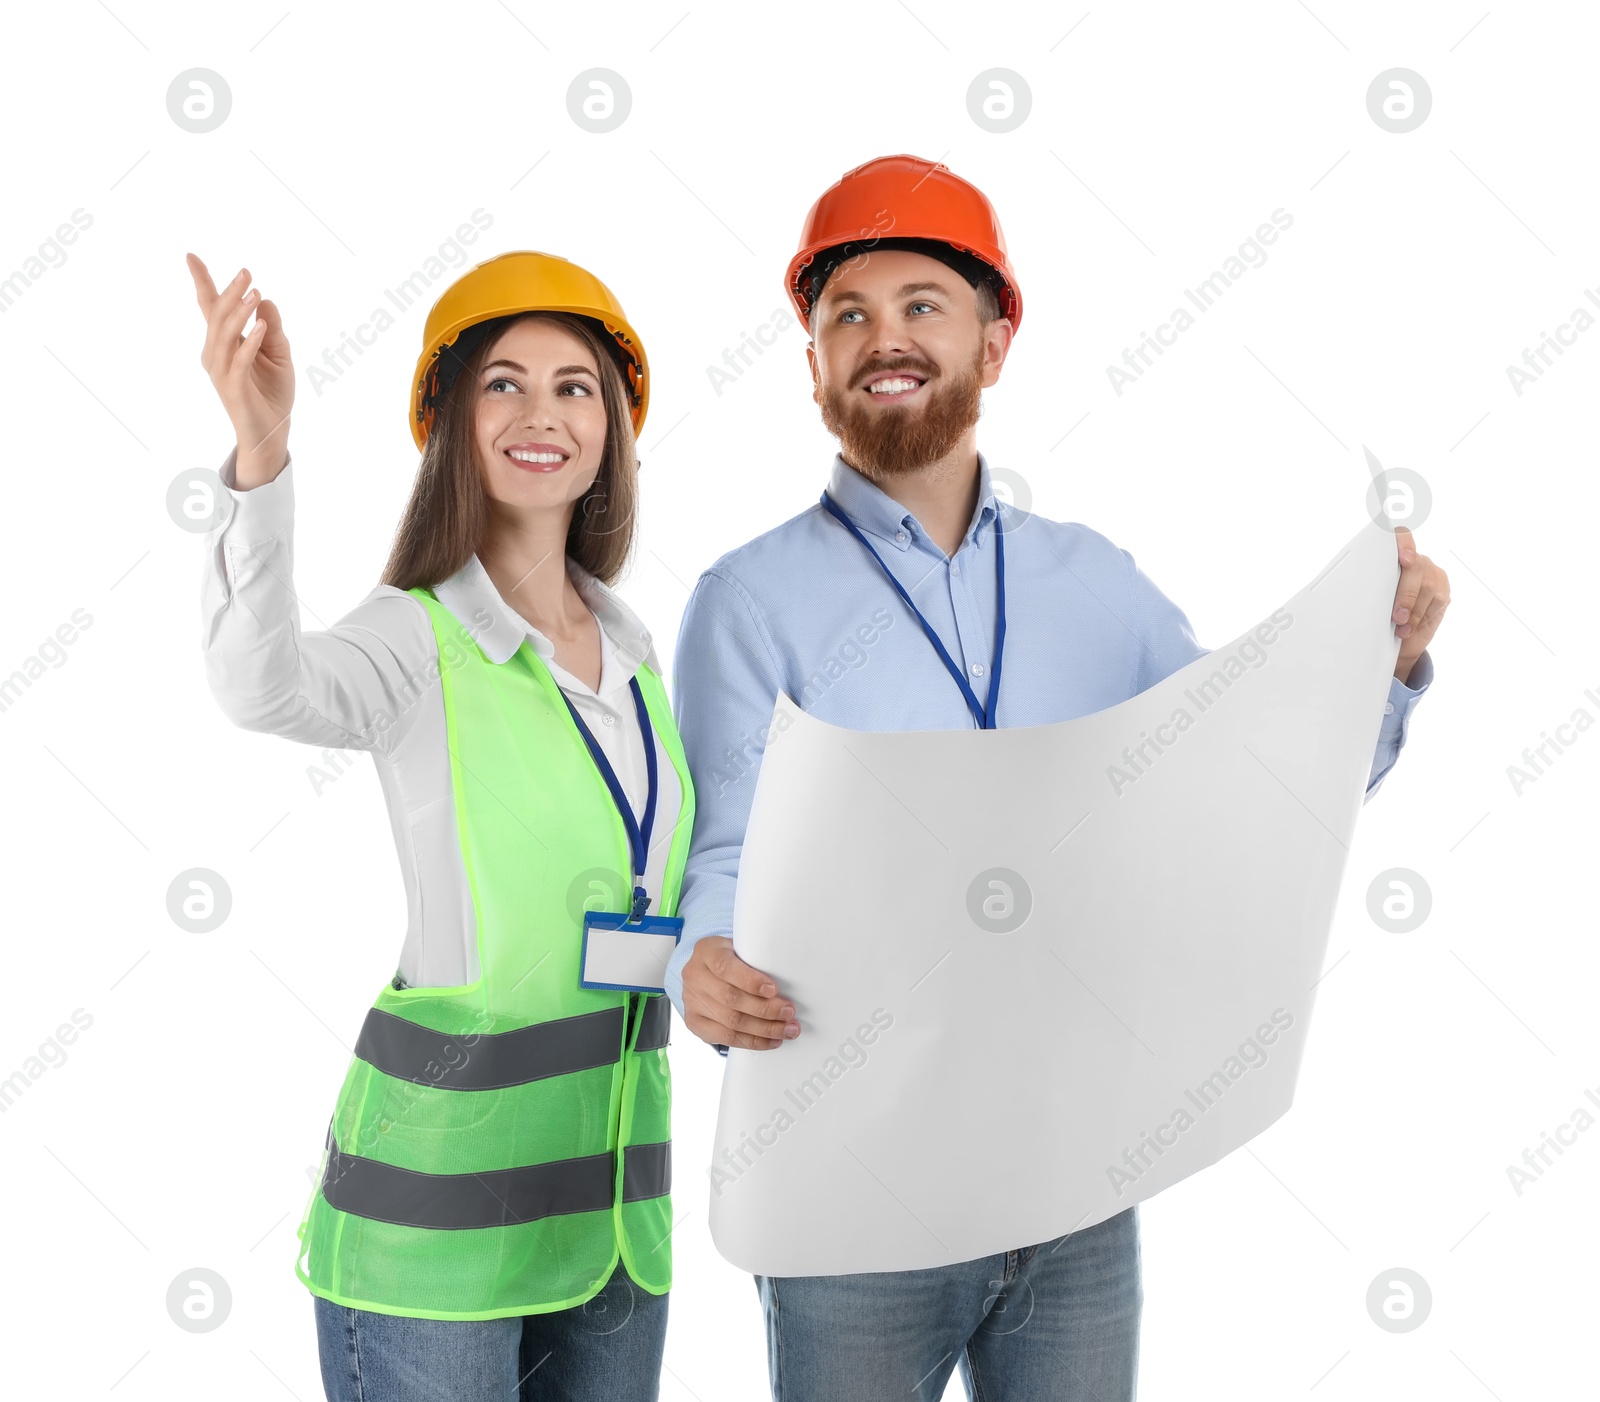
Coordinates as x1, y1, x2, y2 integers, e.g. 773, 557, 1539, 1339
409, 250, 649, 449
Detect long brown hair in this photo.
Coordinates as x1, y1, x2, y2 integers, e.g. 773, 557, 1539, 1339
381, 311, 640, 591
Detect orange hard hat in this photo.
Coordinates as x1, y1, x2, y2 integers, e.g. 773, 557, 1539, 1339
409, 250, 649, 450
785, 154, 1022, 333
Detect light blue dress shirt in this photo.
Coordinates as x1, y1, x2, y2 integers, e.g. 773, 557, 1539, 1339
665, 451, 1433, 1027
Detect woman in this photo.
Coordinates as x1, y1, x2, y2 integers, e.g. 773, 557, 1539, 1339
186, 249, 695, 1401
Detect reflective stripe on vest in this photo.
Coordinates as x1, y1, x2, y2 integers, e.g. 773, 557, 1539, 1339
321, 1133, 671, 1230
293, 586, 694, 1320
352, 996, 670, 1091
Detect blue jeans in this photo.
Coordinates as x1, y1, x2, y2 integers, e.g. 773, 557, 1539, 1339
754, 1206, 1142, 1401
312, 1261, 667, 1401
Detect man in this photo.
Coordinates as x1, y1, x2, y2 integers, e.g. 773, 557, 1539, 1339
664, 154, 1446, 1401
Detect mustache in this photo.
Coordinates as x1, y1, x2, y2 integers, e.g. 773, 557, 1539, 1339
849, 355, 939, 390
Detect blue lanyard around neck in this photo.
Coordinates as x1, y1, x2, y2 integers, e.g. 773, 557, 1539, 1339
819, 489, 1007, 729
558, 674, 659, 921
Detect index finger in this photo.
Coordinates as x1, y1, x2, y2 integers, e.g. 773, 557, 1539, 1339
186, 251, 220, 309
711, 942, 784, 999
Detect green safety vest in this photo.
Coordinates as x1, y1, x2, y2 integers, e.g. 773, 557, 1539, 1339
293, 585, 696, 1320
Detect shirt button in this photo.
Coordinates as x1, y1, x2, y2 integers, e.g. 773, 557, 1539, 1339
895, 530, 908, 543
950, 560, 961, 575
1384, 702, 1395, 714
602, 712, 616, 726
971, 663, 985, 677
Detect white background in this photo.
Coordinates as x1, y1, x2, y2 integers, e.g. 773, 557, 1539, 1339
1, 1, 1594, 1397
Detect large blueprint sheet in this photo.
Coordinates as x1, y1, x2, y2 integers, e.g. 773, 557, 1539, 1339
707, 517, 1402, 1276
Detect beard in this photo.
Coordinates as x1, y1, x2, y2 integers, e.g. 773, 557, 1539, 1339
819, 344, 984, 480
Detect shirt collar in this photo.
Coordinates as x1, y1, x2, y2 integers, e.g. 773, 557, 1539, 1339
432, 553, 659, 680
824, 450, 1003, 553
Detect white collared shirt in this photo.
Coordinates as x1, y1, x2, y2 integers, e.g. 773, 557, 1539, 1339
200, 447, 683, 989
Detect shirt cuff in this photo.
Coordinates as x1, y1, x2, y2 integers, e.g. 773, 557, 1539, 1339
662, 936, 691, 1020
1378, 648, 1433, 741
663, 921, 732, 1057
216, 444, 296, 545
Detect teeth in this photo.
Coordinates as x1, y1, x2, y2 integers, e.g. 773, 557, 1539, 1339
869, 377, 922, 394
509, 449, 566, 463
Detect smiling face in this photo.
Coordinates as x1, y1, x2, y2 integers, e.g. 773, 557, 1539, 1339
473, 314, 609, 515
807, 247, 1012, 479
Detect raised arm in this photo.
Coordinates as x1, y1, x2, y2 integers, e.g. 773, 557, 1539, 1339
201, 448, 443, 752
1121, 545, 1433, 801
187, 252, 440, 753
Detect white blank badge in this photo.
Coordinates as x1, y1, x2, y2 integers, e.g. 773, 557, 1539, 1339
580, 912, 682, 994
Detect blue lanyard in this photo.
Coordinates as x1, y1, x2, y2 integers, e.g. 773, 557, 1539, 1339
558, 675, 659, 921
819, 489, 1007, 729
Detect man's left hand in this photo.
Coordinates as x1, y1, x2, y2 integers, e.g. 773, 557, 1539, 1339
1391, 526, 1449, 685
